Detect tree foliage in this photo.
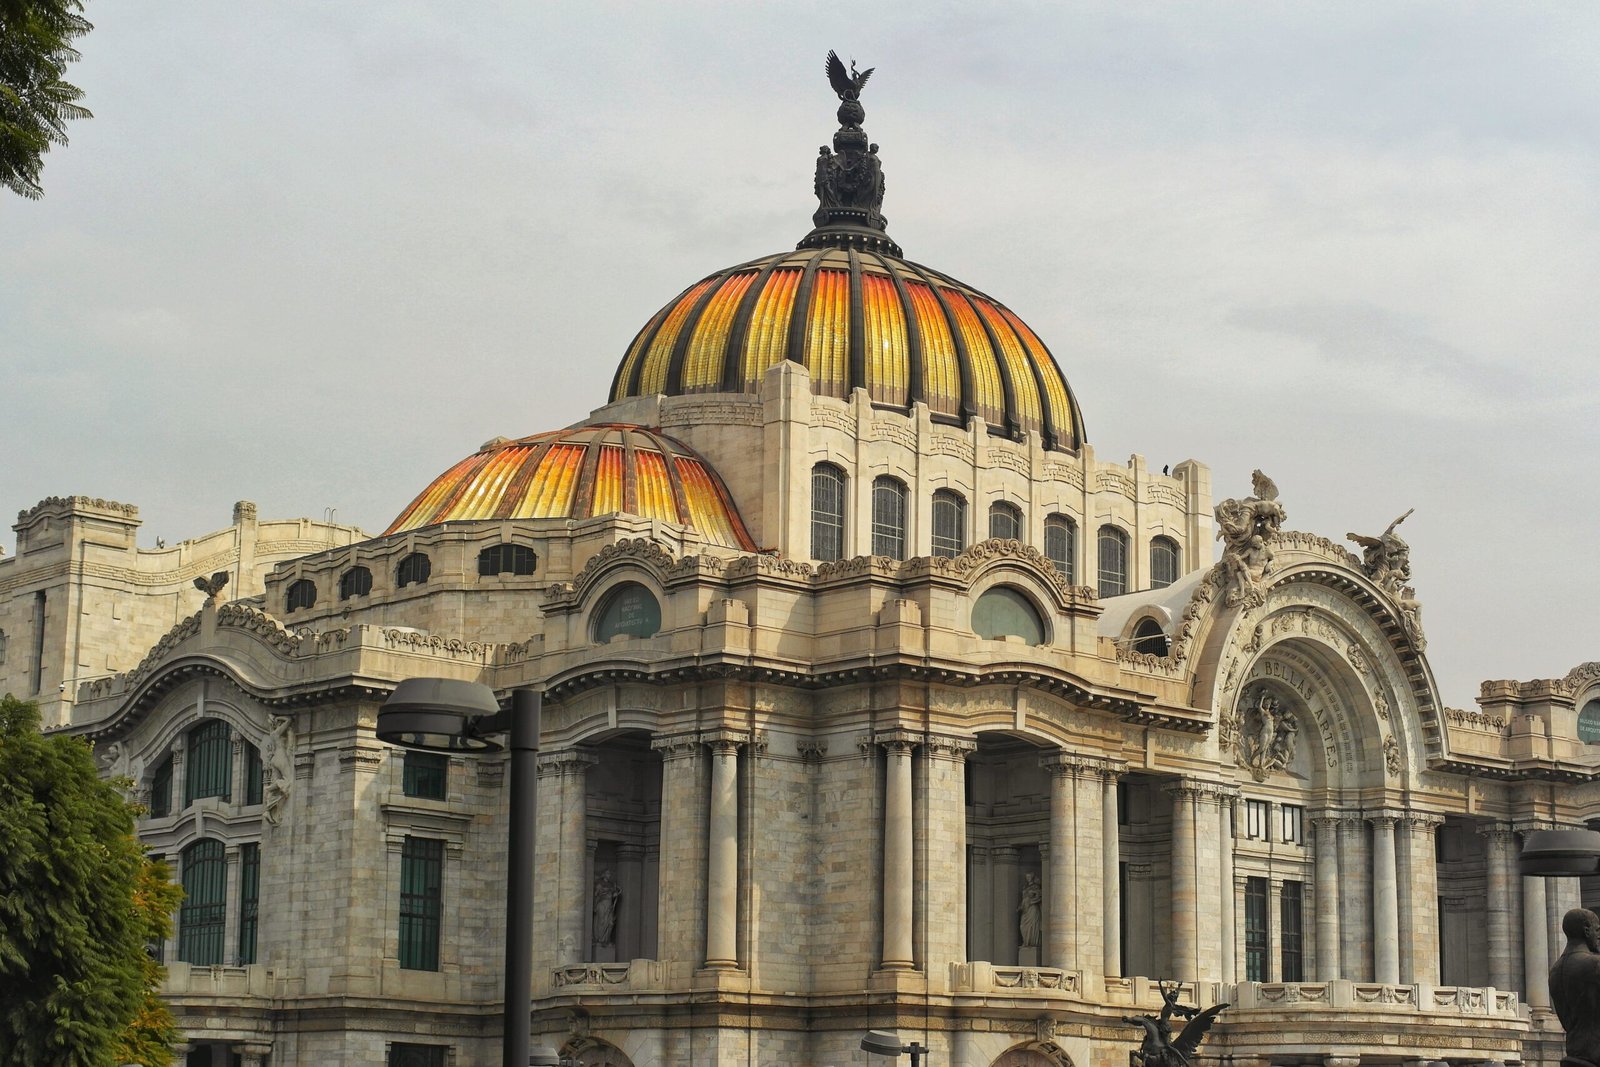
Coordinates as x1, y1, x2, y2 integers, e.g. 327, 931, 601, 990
0, 695, 178, 1066
0, 0, 93, 199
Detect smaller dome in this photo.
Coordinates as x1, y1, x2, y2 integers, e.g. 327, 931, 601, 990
386, 424, 756, 550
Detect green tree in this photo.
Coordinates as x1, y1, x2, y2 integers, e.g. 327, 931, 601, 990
0, 0, 93, 199
0, 695, 178, 1066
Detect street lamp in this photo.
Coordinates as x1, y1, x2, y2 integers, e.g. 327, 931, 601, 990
377, 679, 542, 1067
862, 1029, 928, 1065
1518, 829, 1600, 876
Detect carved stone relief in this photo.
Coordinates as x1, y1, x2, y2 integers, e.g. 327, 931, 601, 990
1235, 684, 1301, 781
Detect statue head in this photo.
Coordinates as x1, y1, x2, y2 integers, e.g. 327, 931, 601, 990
1563, 907, 1600, 953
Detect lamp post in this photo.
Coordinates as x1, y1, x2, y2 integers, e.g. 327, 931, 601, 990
377, 679, 541, 1067
862, 1029, 928, 1065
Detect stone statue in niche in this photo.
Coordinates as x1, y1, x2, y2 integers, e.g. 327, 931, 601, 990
262, 715, 294, 826
1551, 908, 1600, 1067
101, 741, 143, 802
1238, 687, 1298, 781
1213, 470, 1286, 609
1017, 872, 1042, 949
1124, 981, 1228, 1067
592, 869, 621, 947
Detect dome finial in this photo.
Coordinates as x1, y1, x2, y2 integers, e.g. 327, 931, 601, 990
798, 51, 902, 257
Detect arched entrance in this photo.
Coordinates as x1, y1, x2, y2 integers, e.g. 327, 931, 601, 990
560, 1038, 634, 1067
993, 1045, 1070, 1066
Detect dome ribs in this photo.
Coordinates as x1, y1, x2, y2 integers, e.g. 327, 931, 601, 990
953, 288, 1025, 438
804, 266, 851, 398
786, 250, 831, 384
1000, 307, 1083, 450
491, 437, 556, 520
972, 295, 1044, 440
619, 428, 640, 516
903, 260, 978, 425
846, 249, 868, 398
872, 253, 924, 409
665, 269, 737, 395
570, 428, 609, 520
635, 427, 694, 533
740, 266, 801, 389
613, 302, 671, 403
636, 278, 715, 398
720, 254, 788, 392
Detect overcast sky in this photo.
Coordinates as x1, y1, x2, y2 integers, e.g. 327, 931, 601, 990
4, 2, 1595, 708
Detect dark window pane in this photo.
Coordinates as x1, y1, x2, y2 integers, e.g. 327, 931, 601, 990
388, 1044, 447, 1067
179, 839, 226, 965
871, 477, 907, 559
1097, 525, 1127, 598
811, 464, 846, 561
1044, 515, 1075, 584
972, 586, 1045, 645
244, 744, 263, 806
931, 490, 966, 558
988, 502, 1021, 541
396, 553, 432, 588
1150, 536, 1180, 589
1245, 875, 1269, 981
1131, 618, 1168, 656
400, 837, 444, 971
285, 579, 317, 612
150, 755, 173, 817
1281, 880, 1304, 981
339, 566, 373, 600
593, 582, 662, 642
479, 544, 537, 577
186, 720, 232, 804
403, 751, 448, 800
238, 843, 259, 965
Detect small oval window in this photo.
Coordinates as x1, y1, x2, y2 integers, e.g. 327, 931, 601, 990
972, 586, 1046, 645
593, 582, 662, 642
1578, 699, 1600, 744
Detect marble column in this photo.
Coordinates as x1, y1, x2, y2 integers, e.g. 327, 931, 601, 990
1043, 754, 1078, 971
1167, 780, 1199, 981
1370, 812, 1400, 984
1338, 814, 1370, 980
1312, 813, 1341, 980
1103, 766, 1123, 978
648, 736, 702, 965
538, 749, 597, 965
1218, 791, 1238, 984
881, 738, 916, 969
924, 736, 974, 967
1547, 866, 1582, 968
1482, 822, 1517, 992
991, 846, 1020, 965
705, 737, 742, 968
1524, 871, 1550, 1008
1398, 814, 1443, 983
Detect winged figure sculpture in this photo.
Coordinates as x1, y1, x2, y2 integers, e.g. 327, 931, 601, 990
193, 570, 229, 600
1124, 982, 1228, 1067
826, 50, 874, 100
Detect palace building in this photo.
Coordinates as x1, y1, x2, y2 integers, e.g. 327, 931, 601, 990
3, 59, 1598, 1067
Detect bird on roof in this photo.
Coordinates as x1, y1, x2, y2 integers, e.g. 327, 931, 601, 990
826, 50, 874, 100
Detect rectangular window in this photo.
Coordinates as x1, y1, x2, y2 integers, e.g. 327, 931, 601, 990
237, 843, 259, 965
1244, 875, 1269, 981
403, 751, 449, 800
1281, 879, 1304, 981
1280, 803, 1304, 844
178, 839, 227, 966
399, 836, 444, 971
1245, 798, 1269, 840
149, 755, 173, 818
244, 745, 263, 806
185, 720, 233, 804
388, 1044, 447, 1067
31, 591, 46, 694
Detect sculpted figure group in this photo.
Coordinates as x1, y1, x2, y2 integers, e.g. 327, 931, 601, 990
1213, 471, 1285, 610
1124, 981, 1227, 1067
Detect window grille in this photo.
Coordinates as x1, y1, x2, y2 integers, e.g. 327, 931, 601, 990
1281, 880, 1304, 981
285, 579, 317, 612
185, 720, 232, 804
339, 566, 373, 600
810, 464, 846, 561
478, 544, 536, 577
988, 502, 1022, 541
1131, 618, 1168, 656
244, 744, 263, 806
1150, 536, 1180, 589
1245, 876, 1269, 981
403, 751, 448, 800
388, 1045, 448, 1067
396, 553, 432, 588
1044, 515, 1075, 583
400, 836, 444, 971
871, 477, 907, 559
1097, 525, 1128, 597
237, 843, 259, 965
931, 490, 967, 558
179, 839, 226, 965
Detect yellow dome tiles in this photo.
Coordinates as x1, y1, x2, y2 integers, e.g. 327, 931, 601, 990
385, 425, 755, 549
610, 248, 1085, 451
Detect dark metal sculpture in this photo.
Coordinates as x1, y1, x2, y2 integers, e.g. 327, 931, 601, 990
192, 570, 229, 600
1552, 908, 1600, 1067
798, 50, 901, 256
1123, 982, 1228, 1067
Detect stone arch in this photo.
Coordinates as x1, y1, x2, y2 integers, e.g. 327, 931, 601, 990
560, 1036, 635, 1067
992, 1043, 1073, 1066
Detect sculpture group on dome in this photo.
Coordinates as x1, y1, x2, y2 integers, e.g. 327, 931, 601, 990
1213, 470, 1286, 609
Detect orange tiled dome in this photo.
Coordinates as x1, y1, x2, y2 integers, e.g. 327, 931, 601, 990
385, 424, 755, 549
608, 248, 1086, 452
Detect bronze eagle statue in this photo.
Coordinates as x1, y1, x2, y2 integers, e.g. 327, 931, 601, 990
826, 50, 873, 100
193, 571, 229, 600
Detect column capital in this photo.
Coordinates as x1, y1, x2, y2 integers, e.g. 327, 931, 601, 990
1163, 775, 1221, 800
535, 749, 599, 777
1513, 818, 1557, 835
650, 733, 701, 761
1478, 819, 1518, 841
1367, 809, 1402, 828
1041, 752, 1106, 778
1099, 759, 1129, 782
873, 729, 919, 755
699, 727, 754, 753
924, 734, 977, 762
1309, 810, 1346, 832
1402, 811, 1445, 832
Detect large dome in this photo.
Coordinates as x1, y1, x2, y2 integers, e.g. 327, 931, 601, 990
608, 248, 1085, 451
386, 423, 755, 549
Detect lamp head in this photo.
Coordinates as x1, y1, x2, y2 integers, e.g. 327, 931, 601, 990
861, 1030, 905, 1056
377, 677, 503, 752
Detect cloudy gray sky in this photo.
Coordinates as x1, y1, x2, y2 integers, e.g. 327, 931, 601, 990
4, 2, 1595, 707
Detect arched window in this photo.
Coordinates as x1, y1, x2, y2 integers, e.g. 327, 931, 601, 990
396, 552, 431, 588
1150, 536, 1180, 589
185, 719, 232, 804
972, 586, 1046, 645
811, 463, 846, 561
178, 839, 226, 965
1097, 525, 1129, 598
931, 490, 967, 558
593, 582, 662, 642
1044, 514, 1076, 584
988, 501, 1022, 541
1132, 617, 1169, 656
478, 544, 537, 577
339, 566, 373, 600
1579, 699, 1600, 744
285, 579, 317, 612
871, 476, 908, 559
